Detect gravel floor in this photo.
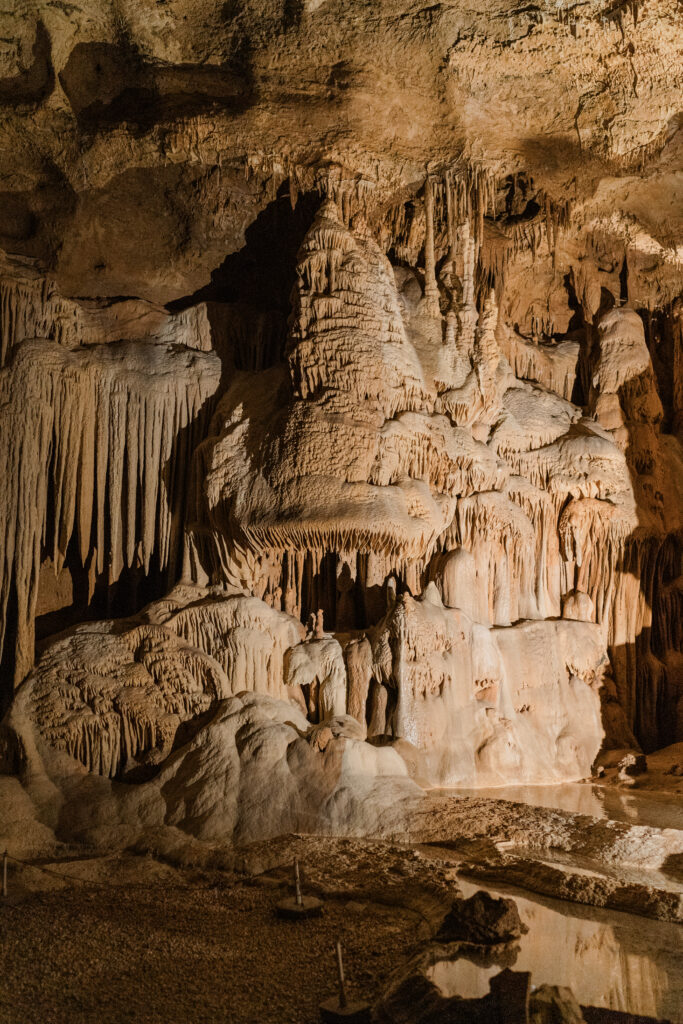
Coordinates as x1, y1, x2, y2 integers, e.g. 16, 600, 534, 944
0, 872, 422, 1024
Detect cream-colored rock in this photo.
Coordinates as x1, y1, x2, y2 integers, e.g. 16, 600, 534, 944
0, 337, 221, 688
0, 1, 681, 864
343, 635, 373, 724
429, 547, 488, 625
15, 619, 228, 779
368, 585, 607, 786
7, 587, 313, 780
145, 586, 305, 703
284, 635, 347, 721
193, 201, 505, 622
562, 590, 595, 623
1, 194, 680, 772
5, 688, 417, 847
4, 564, 613, 794
496, 325, 579, 402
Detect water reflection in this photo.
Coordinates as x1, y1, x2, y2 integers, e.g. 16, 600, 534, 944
430, 879, 683, 1019
440, 783, 683, 831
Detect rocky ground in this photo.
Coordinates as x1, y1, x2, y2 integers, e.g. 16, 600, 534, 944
2, 752, 682, 1022
0, 850, 431, 1024
0, 822, 681, 1024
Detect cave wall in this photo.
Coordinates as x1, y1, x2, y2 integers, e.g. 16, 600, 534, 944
0, 0, 682, 790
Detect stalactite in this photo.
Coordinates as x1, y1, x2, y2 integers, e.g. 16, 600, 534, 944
450, 491, 537, 626
477, 235, 513, 302
154, 591, 304, 701
0, 339, 222, 690
495, 324, 579, 401
445, 170, 456, 264
423, 177, 440, 311
7, 180, 668, 767
0, 271, 83, 367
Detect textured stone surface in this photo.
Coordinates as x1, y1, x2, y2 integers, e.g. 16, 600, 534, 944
0, 0, 682, 870
436, 890, 524, 945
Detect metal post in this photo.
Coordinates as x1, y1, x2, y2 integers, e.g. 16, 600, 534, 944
336, 940, 347, 1010
2, 850, 7, 898
276, 857, 322, 919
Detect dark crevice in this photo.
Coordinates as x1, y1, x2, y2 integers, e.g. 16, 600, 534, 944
167, 185, 321, 371
59, 39, 256, 130
0, 20, 54, 107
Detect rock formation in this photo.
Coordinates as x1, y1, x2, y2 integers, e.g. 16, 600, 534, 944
0, 0, 681, 850
0, 332, 221, 689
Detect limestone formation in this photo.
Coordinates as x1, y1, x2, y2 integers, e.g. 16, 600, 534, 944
20, 619, 227, 779
366, 586, 608, 786
146, 586, 305, 702
0, 335, 221, 691
2, 9, 683, 1024
0, 0, 681, 868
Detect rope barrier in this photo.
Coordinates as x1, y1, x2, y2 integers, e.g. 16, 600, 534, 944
2, 841, 441, 926
1, 850, 118, 892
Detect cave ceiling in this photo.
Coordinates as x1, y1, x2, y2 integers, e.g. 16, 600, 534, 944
0, 0, 680, 302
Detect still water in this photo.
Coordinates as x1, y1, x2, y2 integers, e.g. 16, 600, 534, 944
441, 782, 683, 831
426, 784, 683, 1019
427, 877, 683, 1020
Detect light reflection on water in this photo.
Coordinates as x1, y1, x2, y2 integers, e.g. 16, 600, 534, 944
438, 782, 683, 831
430, 878, 683, 1019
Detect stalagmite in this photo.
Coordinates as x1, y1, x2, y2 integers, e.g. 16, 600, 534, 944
284, 635, 347, 721
18, 618, 229, 778
343, 636, 373, 723
0, 164, 678, 807
171, 192, 681, 757
0, 0, 679, 873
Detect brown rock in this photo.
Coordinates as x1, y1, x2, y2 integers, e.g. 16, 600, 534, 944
436, 891, 524, 946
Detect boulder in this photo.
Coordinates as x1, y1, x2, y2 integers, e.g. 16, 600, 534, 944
436, 891, 524, 945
